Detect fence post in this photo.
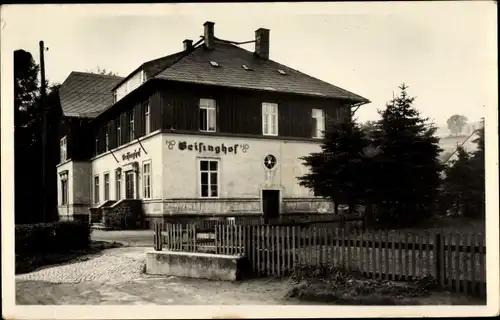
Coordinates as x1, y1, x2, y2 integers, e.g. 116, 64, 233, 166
435, 233, 442, 285
153, 222, 163, 251
244, 225, 253, 258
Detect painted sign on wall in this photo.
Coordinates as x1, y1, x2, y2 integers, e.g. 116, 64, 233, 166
166, 140, 250, 155
122, 149, 141, 161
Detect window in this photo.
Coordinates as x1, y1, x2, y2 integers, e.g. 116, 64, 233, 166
104, 172, 110, 201
144, 103, 150, 135
143, 161, 151, 199
262, 102, 278, 136
199, 159, 219, 198
116, 118, 122, 146
129, 111, 135, 141
60, 136, 67, 162
93, 175, 100, 204
335, 107, 345, 121
199, 98, 216, 132
115, 170, 122, 200
312, 108, 325, 138
60, 172, 68, 205
104, 126, 109, 151
94, 137, 99, 155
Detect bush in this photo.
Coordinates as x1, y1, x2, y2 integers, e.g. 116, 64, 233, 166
103, 204, 140, 230
15, 221, 91, 255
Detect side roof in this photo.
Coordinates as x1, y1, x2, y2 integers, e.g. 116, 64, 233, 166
59, 71, 123, 118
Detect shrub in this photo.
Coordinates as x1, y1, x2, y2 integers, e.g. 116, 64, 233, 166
15, 221, 91, 255
103, 202, 140, 230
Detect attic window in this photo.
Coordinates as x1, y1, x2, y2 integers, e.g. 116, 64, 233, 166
242, 64, 253, 71
209, 61, 220, 67
278, 69, 287, 75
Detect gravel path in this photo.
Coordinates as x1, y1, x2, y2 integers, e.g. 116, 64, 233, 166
15, 245, 483, 305
15, 246, 293, 305
16, 247, 148, 284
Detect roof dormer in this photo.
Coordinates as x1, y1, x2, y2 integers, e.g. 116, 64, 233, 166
113, 69, 147, 103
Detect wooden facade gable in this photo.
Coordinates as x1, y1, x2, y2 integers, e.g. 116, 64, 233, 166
62, 79, 351, 160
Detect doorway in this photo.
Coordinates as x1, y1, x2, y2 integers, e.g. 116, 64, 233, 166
125, 170, 135, 199
262, 189, 280, 222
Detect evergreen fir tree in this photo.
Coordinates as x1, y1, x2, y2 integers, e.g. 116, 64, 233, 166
439, 121, 485, 220
441, 147, 473, 216
298, 116, 368, 214
375, 84, 443, 227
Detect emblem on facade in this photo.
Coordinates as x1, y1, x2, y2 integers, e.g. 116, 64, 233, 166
263, 154, 277, 170
241, 144, 249, 153
166, 140, 176, 150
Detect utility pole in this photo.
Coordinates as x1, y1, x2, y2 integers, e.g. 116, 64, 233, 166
40, 40, 48, 222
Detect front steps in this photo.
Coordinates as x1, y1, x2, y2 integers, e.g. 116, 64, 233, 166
91, 223, 109, 230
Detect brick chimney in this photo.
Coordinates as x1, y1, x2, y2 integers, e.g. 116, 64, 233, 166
183, 39, 193, 51
255, 28, 270, 59
204, 21, 215, 50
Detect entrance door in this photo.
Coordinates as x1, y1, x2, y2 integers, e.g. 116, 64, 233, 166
125, 171, 135, 199
262, 189, 280, 222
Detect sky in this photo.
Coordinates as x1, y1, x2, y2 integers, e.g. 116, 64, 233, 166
2, 2, 497, 125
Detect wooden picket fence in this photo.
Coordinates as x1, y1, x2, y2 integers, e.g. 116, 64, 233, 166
153, 222, 486, 298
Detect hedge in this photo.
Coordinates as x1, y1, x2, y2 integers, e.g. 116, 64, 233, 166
15, 221, 91, 255
103, 209, 137, 230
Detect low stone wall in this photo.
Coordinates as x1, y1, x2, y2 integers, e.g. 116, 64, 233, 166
146, 251, 247, 281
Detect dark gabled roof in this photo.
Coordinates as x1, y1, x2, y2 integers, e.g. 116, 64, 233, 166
61, 34, 369, 119
59, 72, 123, 118
154, 39, 369, 103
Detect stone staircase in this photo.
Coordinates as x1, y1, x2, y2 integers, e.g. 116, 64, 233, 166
89, 200, 117, 230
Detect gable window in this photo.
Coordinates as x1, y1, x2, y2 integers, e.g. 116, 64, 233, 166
104, 172, 110, 201
93, 175, 100, 204
143, 161, 151, 199
312, 108, 325, 138
128, 111, 135, 141
116, 118, 122, 146
262, 102, 278, 136
60, 172, 68, 205
104, 125, 109, 151
115, 169, 122, 200
199, 98, 216, 132
199, 159, 219, 198
60, 136, 67, 162
144, 102, 150, 135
